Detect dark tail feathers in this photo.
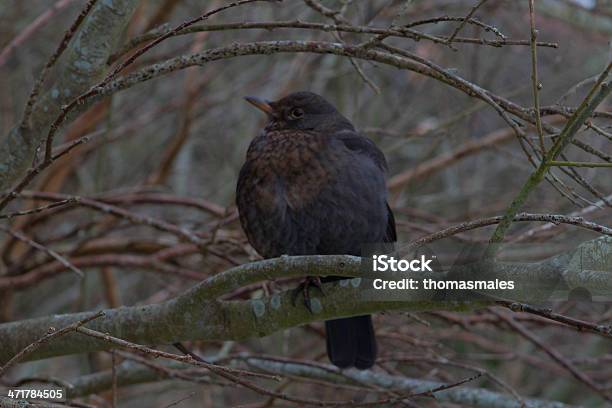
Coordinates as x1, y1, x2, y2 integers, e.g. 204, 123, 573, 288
325, 315, 377, 369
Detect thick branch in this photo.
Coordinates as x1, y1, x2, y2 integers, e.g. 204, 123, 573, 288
0, 0, 139, 190
0, 237, 608, 364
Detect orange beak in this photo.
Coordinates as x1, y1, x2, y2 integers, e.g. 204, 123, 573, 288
244, 96, 274, 115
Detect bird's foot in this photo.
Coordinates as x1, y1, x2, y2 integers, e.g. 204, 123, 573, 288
292, 276, 325, 313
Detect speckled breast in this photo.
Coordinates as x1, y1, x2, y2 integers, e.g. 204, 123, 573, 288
236, 129, 387, 258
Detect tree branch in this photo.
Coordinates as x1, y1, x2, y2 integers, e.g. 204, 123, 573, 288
489, 62, 612, 244
62, 356, 578, 407
0, 0, 139, 191
244, 357, 577, 408
0, 237, 608, 364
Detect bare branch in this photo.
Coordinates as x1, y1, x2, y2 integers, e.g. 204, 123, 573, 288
0, 237, 608, 363
0, 311, 104, 376
446, 0, 489, 44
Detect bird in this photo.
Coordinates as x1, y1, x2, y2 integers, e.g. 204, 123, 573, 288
236, 91, 396, 369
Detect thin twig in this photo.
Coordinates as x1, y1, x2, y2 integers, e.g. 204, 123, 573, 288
303, 0, 348, 24
410, 373, 483, 398
528, 0, 546, 154
0, 253, 205, 290
0, 311, 104, 376
405, 16, 506, 40
379, 356, 524, 405
0, 225, 84, 279
0, 0, 78, 68
511, 193, 612, 242
447, 0, 489, 44
0, 198, 76, 219
497, 301, 612, 338
490, 308, 612, 402
72, 327, 401, 407
0, 129, 105, 213
489, 61, 612, 244
74, 327, 279, 382
112, 20, 558, 62
548, 161, 612, 168
407, 212, 611, 248
303, 0, 380, 94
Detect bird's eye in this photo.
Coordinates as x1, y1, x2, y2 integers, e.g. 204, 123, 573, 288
289, 108, 304, 119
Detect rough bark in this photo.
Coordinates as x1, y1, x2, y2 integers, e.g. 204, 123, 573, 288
0, 0, 139, 190
0, 237, 608, 364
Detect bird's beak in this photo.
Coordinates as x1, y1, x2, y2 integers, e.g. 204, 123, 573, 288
244, 96, 274, 115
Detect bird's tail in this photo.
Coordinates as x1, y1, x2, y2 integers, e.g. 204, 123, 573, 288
325, 315, 377, 369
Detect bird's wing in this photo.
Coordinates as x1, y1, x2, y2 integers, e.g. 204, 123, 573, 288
332, 129, 388, 172
333, 129, 396, 243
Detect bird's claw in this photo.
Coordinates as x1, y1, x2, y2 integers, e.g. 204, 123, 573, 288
292, 276, 325, 313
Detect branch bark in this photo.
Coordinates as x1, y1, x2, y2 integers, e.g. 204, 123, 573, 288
0, 236, 608, 364
0, 0, 139, 191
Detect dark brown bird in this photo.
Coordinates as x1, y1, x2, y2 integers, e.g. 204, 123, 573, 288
236, 91, 396, 369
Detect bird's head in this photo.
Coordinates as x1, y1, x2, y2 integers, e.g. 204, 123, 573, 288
244, 91, 354, 133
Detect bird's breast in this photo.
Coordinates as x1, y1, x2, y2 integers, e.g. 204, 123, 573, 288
237, 128, 390, 257
245, 130, 339, 210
